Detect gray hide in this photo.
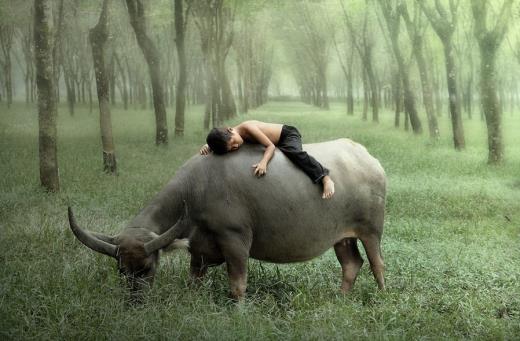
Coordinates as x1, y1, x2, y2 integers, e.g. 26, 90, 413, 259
69, 138, 386, 299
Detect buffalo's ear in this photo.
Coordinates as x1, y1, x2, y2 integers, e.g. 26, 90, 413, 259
162, 238, 190, 252
143, 219, 184, 256
90, 231, 117, 245
143, 201, 190, 255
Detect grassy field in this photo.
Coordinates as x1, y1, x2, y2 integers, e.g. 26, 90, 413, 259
1, 101, 520, 339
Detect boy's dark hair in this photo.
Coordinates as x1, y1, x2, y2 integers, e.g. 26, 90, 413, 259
206, 128, 231, 154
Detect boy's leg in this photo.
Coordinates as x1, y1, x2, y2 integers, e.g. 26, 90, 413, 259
278, 126, 334, 198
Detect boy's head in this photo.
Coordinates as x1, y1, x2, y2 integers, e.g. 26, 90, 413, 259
206, 127, 243, 154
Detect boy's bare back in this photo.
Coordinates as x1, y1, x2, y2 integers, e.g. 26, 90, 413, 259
234, 120, 283, 145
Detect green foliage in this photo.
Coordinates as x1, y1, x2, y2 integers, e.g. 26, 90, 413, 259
1, 101, 520, 339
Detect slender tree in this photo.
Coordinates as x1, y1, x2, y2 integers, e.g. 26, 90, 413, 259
0, 12, 14, 108
471, 0, 515, 164
460, 25, 476, 119
235, 9, 273, 113
16, 17, 36, 104
378, 0, 422, 133
174, 0, 190, 137
52, 0, 64, 109
331, 25, 355, 116
418, 0, 465, 149
113, 51, 128, 110
34, 0, 59, 192
13, 3, 37, 105
126, 0, 168, 145
391, 68, 403, 127
193, 0, 237, 127
90, 0, 117, 174
400, 2, 439, 139
340, 1, 379, 121
296, 2, 331, 109
61, 4, 81, 117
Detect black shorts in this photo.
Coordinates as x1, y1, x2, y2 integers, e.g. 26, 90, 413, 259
278, 125, 329, 183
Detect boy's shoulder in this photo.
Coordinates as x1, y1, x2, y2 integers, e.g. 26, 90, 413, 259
239, 120, 262, 126
236, 120, 262, 134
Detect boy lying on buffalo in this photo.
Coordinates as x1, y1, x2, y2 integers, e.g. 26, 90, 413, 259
200, 120, 335, 199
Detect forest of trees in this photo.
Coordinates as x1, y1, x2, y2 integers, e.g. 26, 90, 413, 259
1, 0, 519, 191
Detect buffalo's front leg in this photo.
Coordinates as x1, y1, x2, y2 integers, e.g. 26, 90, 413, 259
226, 257, 248, 301
189, 254, 208, 282
217, 233, 250, 301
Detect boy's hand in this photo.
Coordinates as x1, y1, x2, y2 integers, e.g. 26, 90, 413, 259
200, 144, 211, 155
252, 161, 268, 177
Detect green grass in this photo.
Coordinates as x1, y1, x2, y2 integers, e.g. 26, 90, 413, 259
1, 101, 520, 339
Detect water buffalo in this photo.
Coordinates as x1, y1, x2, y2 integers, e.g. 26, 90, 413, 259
68, 138, 386, 300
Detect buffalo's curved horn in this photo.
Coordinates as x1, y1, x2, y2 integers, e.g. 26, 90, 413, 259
144, 202, 188, 256
67, 207, 118, 258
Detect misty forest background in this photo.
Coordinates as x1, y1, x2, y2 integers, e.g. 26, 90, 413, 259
1, 0, 520, 339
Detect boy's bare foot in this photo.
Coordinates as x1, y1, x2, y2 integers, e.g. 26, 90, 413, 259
322, 176, 335, 199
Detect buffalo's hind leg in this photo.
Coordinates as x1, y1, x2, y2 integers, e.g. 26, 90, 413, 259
360, 234, 385, 290
334, 238, 364, 293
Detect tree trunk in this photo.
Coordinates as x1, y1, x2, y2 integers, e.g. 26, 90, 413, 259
108, 54, 116, 105
25, 74, 30, 104
394, 40, 422, 134
34, 0, 59, 192
319, 66, 329, 110
392, 69, 401, 127
511, 77, 518, 113
418, 1, 467, 148
64, 72, 75, 116
81, 79, 86, 103
204, 99, 211, 130
362, 69, 368, 121
113, 52, 128, 110
88, 80, 93, 113
480, 44, 503, 163
126, 0, 168, 145
498, 81, 505, 114
433, 67, 442, 117
401, 5, 438, 138
464, 76, 473, 119
378, 1, 421, 133
220, 69, 237, 120
200, 34, 219, 128
174, 0, 187, 137
90, 0, 117, 174
237, 59, 245, 113
211, 75, 220, 126
414, 43, 439, 138
443, 42, 465, 150
4, 60, 12, 108
52, 0, 64, 112
346, 59, 354, 115
404, 107, 410, 131
0, 23, 14, 108
125, 57, 133, 106
365, 60, 378, 122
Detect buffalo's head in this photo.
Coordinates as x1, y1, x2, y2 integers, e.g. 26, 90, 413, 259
67, 207, 189, 301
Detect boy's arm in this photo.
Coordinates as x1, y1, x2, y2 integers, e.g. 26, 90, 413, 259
242, 124, 276, 176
